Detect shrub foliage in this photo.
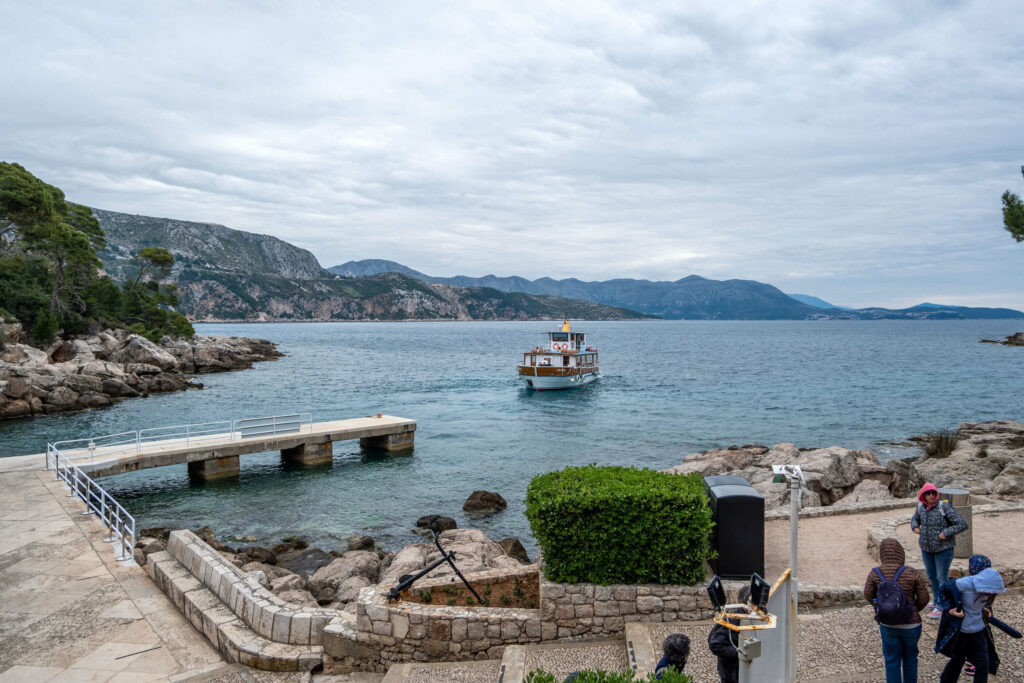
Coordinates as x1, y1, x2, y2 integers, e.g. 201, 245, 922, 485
921, 429, 959, 460
525, 465, 713, 585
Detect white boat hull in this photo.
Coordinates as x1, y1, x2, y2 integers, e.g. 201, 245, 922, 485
521, 371, 600, 391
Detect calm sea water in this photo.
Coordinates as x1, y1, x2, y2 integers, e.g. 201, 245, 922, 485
2, 320, 1022, 554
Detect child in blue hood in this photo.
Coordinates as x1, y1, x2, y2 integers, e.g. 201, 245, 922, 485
939, 555, 1005, 683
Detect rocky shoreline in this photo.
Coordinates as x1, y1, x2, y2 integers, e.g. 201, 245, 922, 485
0, 322, 282, 419
665, 419, 1024, 506
981, 331, 1024, 346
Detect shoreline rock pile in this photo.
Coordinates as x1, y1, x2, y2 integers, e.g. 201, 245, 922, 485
135, 525, 534, 613
664, 420, 1024, 508
0, 322, 282, 419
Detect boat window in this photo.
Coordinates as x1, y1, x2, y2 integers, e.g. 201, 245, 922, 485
563, 355, 569, 366
552, 332, 568, 342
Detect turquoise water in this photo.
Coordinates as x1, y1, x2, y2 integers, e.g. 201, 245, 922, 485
2, 320, 1022, 554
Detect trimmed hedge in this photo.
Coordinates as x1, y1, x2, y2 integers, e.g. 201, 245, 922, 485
525, 465, 713, 585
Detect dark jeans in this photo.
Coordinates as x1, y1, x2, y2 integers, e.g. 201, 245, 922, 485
880, 624, 921, 683
940, 630, 989, 683
922, 548, 954, 604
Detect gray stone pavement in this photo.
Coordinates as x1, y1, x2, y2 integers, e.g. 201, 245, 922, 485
0, 467, 229, 682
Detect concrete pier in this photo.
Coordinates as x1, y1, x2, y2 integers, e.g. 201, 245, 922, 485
37, 414, 416, 480
188, 455, 241, 481
281, 441, 333, 465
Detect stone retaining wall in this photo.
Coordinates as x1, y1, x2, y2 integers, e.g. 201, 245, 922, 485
322, 567, 712, 671
166, 529, 342, 645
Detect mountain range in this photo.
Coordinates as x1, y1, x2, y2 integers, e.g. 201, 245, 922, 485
91, 209, 1023, 321
93, 210, 651, 322
328, 260, 1024, 321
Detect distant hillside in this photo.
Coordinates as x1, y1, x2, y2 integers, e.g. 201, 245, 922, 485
328, 260, 1024, 320
92, 210, 652, 322
788, 293, 853, 310
95, 209, 328, 281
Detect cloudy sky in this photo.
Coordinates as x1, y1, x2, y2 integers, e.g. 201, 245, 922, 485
3, 1, 1022, 309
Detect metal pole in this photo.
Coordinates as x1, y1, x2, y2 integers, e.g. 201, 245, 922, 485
789, 475, 800, 683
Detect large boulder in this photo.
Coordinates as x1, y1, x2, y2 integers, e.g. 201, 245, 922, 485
0, 344, 49, 367
421, 529, 520, 578
277, 548, 334, 576
416, 515, 457, 533
378, 544, 433, 587
498, 537, 531, 564
838, 479, 894, 505
112, 336, 179, 370
308, 550, 382, 597
463, 490, 507, 514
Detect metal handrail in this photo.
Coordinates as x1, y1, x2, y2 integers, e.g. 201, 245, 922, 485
138, 420, 232, 447
45, 412, 314, 465
47, 444, 135, 562
231, 413, 312, 439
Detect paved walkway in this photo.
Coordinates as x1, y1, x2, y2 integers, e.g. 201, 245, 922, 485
0, 467, 228, 682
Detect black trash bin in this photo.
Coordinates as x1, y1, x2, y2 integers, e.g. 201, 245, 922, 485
704, 476, 764, 580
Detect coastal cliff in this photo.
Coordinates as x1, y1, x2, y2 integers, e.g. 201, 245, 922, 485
0, 322, 281, 420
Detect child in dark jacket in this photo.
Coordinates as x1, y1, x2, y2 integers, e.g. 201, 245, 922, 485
707, 585, 751, 683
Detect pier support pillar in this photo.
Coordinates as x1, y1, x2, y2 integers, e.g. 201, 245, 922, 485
360, 425, 416, 452
188, 455, 240, 481
281, 441, 334, 465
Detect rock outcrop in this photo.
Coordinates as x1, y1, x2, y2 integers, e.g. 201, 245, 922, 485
0, 328, 282, 420
914, 421, 1024, 496
981, 332, 1024, 346
664, 421, 1024, 508
463, 490, 507, 514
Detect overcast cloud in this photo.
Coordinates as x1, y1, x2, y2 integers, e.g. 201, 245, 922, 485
2, 0, 1022, 309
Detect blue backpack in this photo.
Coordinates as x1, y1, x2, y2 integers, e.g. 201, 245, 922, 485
873, 566, 915, 625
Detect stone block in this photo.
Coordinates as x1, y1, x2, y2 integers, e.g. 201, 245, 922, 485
557, 605, 575, 619
372, 620, 393, 636
541, 622, 557, 640
202, 604, 238, 645
618, 601, 637, 615
188, 454, 240, 480
423, 639, 448, 658
273, 609, 292, 643
594, 586, 613, 601
467, 620, 486, 640
365, 604, 390, 622
637, 596, 663, 613
594, 601, 619, 617
428, 619, 451, 640
603, 616, 624, 631
501, 622, 521, 639
450, 618, 466, 642
259, 605, 281, 640
525, 619, 542, 638
575, 604, 594, 618
392, 613, 410, 640
612, 586, 636, 601
281, 440, 334, 465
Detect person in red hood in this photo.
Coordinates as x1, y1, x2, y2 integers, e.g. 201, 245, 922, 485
911, 483, 967, 618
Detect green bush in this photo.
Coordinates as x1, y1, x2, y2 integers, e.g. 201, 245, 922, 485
526, 668, 692, 682
921, 429, 959, 459
525, 465, 713, 585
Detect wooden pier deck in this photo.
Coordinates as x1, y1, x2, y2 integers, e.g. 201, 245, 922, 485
29, 414, 416, 480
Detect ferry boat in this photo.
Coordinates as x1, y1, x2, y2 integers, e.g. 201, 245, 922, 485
518, 321, 600, 391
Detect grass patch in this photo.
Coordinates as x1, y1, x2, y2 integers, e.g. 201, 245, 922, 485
921, 429, 959, 459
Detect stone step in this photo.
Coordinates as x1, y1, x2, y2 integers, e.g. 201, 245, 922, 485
146, 549, 322, 671
380, 659, 503, 682
499, 638, 629, 683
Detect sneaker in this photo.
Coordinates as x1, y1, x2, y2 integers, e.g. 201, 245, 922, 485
926, 601, 935, 610
964, 663, 976, 675
927, 608, 943, 619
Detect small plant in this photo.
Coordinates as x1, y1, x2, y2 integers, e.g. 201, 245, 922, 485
417, 589, 432, 603
446, 598, 456, 606
526, 668, 692, 682
465, 596, 474, 605
921, 429, 959, 459
500, 593, 512, 605
442, 585, 457, 595
483, 583, 493, 598
527, 600, 537, 609
514, 585, 526, 601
